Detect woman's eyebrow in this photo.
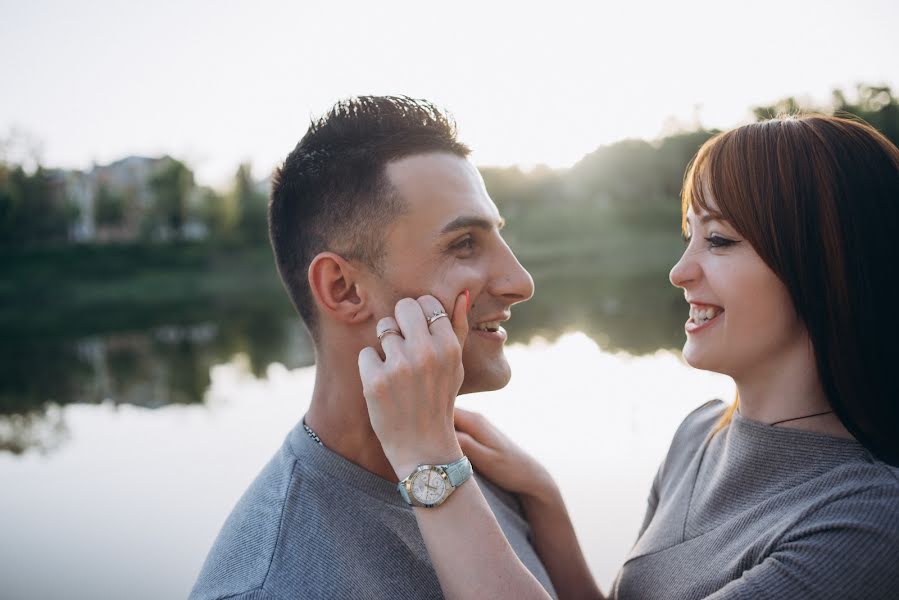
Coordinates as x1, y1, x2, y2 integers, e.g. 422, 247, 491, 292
686, 213, 722, 225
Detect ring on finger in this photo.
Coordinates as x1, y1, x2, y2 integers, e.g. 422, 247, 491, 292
377, 328, 403, 342
426, 309, 449, 327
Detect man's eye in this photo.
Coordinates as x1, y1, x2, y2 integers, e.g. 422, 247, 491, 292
705, 235, 736, 248
451, 236, 475, 252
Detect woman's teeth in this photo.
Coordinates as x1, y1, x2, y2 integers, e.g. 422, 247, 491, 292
474, 321, 501, 332
690, 306, 722, 324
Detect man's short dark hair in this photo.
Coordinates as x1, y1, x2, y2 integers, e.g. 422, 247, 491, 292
269, 96, 471, 338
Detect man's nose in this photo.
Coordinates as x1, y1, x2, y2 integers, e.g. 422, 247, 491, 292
489, 240, 535, 304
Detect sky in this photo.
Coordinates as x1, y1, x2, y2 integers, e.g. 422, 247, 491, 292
2, 0, 898, 188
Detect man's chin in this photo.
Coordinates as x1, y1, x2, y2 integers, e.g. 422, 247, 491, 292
458, 362, 512, 395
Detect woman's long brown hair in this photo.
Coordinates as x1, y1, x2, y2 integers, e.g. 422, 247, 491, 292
681, 115, 899, 466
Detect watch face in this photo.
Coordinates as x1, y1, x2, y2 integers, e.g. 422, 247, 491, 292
410, 468, 447, 505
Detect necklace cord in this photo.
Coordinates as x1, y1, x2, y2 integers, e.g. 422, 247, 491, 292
769, 409, 835, 426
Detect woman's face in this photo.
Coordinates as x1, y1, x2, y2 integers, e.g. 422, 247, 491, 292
669, 201, 808, 381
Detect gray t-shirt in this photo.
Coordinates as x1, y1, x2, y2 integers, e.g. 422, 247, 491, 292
613, 400, 899, 599
190, 419, 557, 600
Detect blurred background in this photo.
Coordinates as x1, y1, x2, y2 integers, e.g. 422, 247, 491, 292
2, 1, 898, 598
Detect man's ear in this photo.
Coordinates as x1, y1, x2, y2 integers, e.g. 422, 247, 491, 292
307, 252, 373, 326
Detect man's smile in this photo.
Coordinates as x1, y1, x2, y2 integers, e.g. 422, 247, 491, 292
470, 312, 510, 341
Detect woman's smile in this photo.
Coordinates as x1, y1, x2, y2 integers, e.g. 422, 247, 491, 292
685, 302, 724, 334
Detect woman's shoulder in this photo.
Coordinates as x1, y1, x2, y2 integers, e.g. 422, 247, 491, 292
816, 457, 899, 498
680, 398, 728, 432
668, 399, 728, 452
652, 400, 728, 487
784, 466, 899, 553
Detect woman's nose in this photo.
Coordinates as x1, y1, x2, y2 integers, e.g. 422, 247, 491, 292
669, 249, 700, 289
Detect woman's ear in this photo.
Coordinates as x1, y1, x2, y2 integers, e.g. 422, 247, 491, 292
307, 252, 373, 326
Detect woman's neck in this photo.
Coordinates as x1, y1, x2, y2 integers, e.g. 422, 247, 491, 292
733, 347, 854, 439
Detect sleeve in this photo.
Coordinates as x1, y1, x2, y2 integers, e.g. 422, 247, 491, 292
215, 589, 287, 600
636, 461, 663, 538
637, 399, 722, 538
703, 486, 899, 600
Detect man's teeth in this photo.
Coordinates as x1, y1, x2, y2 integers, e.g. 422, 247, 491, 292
690, 306, 722, 323
474, 321, 501, 332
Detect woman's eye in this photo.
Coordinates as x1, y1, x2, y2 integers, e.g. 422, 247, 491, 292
705, 235, 736, 248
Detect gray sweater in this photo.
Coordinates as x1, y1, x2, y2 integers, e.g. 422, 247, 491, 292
612, 400, 899, 599
189, 419, 556, 600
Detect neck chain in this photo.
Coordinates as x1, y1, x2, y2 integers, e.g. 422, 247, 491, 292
303, 422, 324, 447
769, 409, 834, 426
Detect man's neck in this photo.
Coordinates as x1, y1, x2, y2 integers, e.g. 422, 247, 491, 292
303, 349, 401, 483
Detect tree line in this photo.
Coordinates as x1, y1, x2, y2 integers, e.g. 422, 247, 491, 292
2, 84, 897, 249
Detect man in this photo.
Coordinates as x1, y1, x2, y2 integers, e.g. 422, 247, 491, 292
190, 96, 555, 599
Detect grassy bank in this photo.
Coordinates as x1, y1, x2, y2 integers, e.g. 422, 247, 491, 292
1, 203, 686, 341
0, 241, 292, 338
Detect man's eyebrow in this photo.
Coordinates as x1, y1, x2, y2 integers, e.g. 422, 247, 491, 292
439, 215, 505, 235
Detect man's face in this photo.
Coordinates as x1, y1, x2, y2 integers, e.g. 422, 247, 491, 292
365, 152, 534, 394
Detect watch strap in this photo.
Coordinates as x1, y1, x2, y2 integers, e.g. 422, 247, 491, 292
443, 456, 472, 487
397, 480, 412, 505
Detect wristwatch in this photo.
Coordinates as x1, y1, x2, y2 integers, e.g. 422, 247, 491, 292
397, 456, 473, 508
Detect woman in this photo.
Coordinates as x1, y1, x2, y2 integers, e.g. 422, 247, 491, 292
358, 115, 899, 599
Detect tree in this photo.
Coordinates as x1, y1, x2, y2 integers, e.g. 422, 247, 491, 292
94, 183, 127, 227
833, 84, 899, 146
569, 139, 664, 204
751, 85, 899, 147
233, 163, 268, 243
0, 163, 77, 246
196, 186, 236, 238
752, 96, 803, 121
655, 130, 718, 198
148, 157, 194, 240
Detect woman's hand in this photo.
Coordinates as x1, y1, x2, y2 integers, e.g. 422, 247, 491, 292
358, 292, 470, 478
360, 295, 598, 600
454, 408, 558, 504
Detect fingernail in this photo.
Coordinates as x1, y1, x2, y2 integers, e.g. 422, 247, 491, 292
464, 289, 471, 312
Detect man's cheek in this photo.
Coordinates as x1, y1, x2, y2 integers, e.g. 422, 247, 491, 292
420, 264, 483, 314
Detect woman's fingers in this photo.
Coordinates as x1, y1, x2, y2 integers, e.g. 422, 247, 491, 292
415, 295, 463, 361
358, 346, 384, 391
454, 407, 481, 430
449, 290, 469, 349
393, 297, 430, 345
376, 316, 403, 358
454, 408, 500, 447
455, 412, 552, 497
456, 430, 495, 466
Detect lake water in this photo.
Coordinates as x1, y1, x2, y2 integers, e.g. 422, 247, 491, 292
0, 266, 736, 600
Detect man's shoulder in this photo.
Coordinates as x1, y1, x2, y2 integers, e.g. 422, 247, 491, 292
190, 429, 556, 599
478, 475, 526, 522
189, 433, 438, 600
189, 442, 303, 600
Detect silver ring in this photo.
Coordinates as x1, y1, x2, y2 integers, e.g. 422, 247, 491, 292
377, 328, 402, 342
426, 310, 449, 327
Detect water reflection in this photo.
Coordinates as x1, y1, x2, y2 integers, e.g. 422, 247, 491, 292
0, 309, 315, 453
0, 334, 734, 600
1, 261, 687, 454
